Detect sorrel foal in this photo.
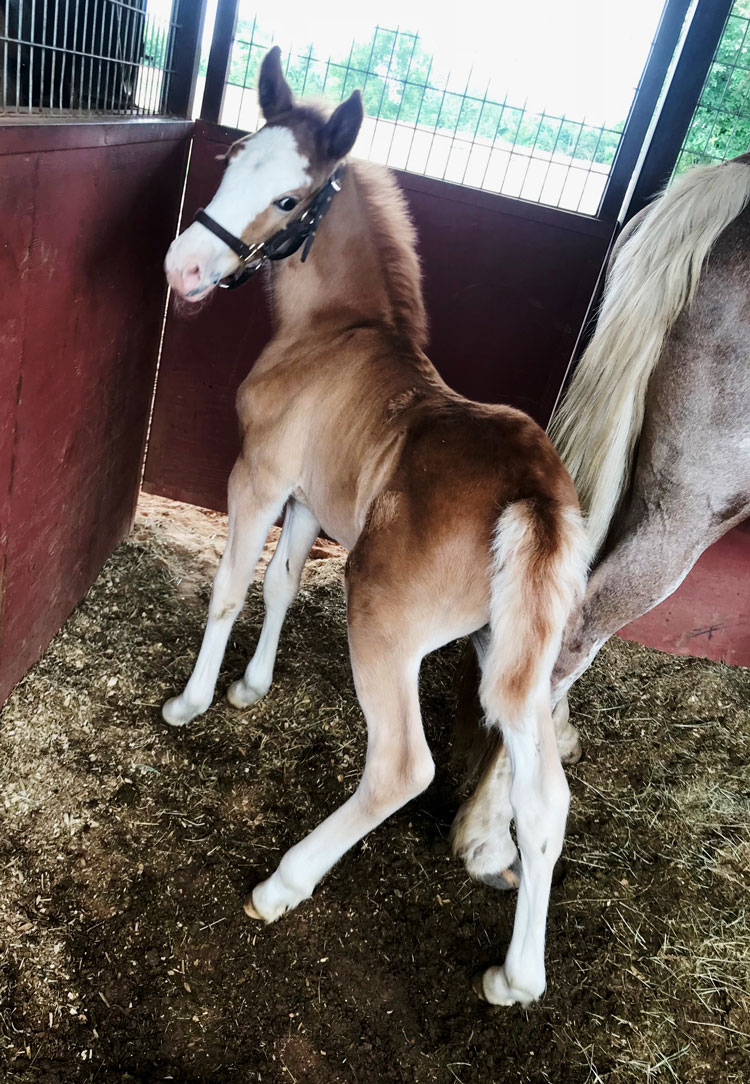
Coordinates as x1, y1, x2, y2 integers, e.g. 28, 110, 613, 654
162, 47, 589, 1005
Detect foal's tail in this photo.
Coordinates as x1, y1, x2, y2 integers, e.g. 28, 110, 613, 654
549, 157, 750, 559
479, 499, 589, 728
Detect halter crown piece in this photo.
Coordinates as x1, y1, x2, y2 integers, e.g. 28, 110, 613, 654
193, 164, 346, 290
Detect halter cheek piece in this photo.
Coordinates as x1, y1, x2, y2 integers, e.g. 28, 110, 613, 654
193, 164, 346, 290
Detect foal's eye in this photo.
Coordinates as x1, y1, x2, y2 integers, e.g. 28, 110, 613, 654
274, 195, 298, 213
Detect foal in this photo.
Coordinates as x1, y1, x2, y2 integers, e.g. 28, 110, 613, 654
163, 47, 588, 1006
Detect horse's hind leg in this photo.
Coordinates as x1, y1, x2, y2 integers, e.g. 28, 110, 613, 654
479, 695, 569, 1006
246, 596, 434, 923
452, 637, 580, 894
452, 736, 519, 890
552, 491, 746, 699
227, 499, 319, 708
452, 632, 519, 889
162, 458, 287, 726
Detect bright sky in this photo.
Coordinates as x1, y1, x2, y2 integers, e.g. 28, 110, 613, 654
155, 0, 667, 127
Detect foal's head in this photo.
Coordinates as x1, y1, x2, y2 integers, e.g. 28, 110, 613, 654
165, 47, 363, 302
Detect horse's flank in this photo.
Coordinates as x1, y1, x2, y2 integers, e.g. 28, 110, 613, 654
549, 156, 750, 558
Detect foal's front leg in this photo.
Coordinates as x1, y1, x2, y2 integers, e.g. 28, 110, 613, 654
162, 459, 288, 726
227, 499, 320, 709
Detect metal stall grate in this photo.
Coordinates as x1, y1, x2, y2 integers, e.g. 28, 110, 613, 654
201, 3, 667, 217
0, 0, 180, 114
675, 0, 750, 171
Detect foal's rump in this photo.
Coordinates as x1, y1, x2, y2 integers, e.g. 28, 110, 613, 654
347, 398, 587, 707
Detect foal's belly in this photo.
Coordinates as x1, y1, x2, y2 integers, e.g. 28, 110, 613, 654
292, 486, 361, 552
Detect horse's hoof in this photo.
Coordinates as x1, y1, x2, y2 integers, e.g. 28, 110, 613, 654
227, 678, 267, 709
560, 741, 583, 766
243, 895, 263, 920
472, 971, 488, 1001
481, 965, 543, 1006
243, 881, 294, 923
161, 695, 206, 727
479, 858, 521, 892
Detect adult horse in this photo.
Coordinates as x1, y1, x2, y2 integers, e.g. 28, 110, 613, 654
161, 47, 588, 1007
552, 152, 750, 695
457, 151, 750, 884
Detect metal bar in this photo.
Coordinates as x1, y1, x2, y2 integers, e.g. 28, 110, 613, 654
200, 0, 239, 123
28, 0, 37, 111
39, 0, 48, 108
16, 0, 24, 109
574, 118, 608, 214
48, 0, 61, 110
599, 0, 694, 221
691, 11, 749, 161
367, 26, 399, 159
93, 0, 108, 109
162, 3, 179, 113
2, 2, 8, 110
102, 0, 116, 111
384, 31, 420, 166
166, 0, 209, 117
78, 0, 90, 109
232, 14, 257, 128
624, 0, 735, 221
57, 0, 70, 109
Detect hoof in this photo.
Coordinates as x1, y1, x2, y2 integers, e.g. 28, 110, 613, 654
481, 965, 543, 1007
479, 858, 521, 893
560, 741, 583, 766
161, 695, 207, 727
243, 879, 300, 924
227, 678, 268, 709
243, 895, 263, 920
472, 971, 488, 1001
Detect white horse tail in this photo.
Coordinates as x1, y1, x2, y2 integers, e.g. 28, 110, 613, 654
479, 498, 589, 727
549, 157, 750, 558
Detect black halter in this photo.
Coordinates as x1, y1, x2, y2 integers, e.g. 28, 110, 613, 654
193, 164, 346, 290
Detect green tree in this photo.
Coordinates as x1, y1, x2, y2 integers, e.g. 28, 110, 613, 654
676, 2, 750, 173
214, 22, 624, 168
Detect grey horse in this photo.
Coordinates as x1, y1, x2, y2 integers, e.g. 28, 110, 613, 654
453, 151, 750, 890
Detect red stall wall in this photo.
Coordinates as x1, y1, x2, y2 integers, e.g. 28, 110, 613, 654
0, 119, 191, 704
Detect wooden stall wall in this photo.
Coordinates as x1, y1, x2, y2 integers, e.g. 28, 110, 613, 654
0, 119, 192, 704
143, 121, 613, 511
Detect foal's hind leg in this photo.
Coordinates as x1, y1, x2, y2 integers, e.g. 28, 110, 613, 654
452, 638, 579, 893
479, 699, 570, 1006
452, 739, 520, 890
452, 633, 519, 889
227, 499, 319, 709
246, 607, 434, 923
162, 459, 287, 726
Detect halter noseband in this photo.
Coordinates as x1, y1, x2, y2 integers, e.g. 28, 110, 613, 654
193, 164, 346, 290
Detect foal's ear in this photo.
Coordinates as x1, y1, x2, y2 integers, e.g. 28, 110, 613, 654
320, 91, 363, 161
259, 46, 293, 120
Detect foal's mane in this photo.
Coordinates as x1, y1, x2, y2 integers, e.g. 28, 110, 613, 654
349, 158, 429, 351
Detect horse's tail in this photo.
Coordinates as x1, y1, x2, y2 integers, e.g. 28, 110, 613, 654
479, 498, 589, 727
549, 157, 750, 558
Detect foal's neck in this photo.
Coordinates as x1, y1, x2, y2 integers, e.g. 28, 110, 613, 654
271, 160, 428, 351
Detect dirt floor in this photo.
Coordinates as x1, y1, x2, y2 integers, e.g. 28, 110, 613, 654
1, 494, 748, 1084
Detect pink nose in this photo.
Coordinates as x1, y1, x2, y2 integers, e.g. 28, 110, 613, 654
167, 263, 202, 296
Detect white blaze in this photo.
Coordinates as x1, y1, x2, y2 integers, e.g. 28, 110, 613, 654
165, 125, 311, 297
